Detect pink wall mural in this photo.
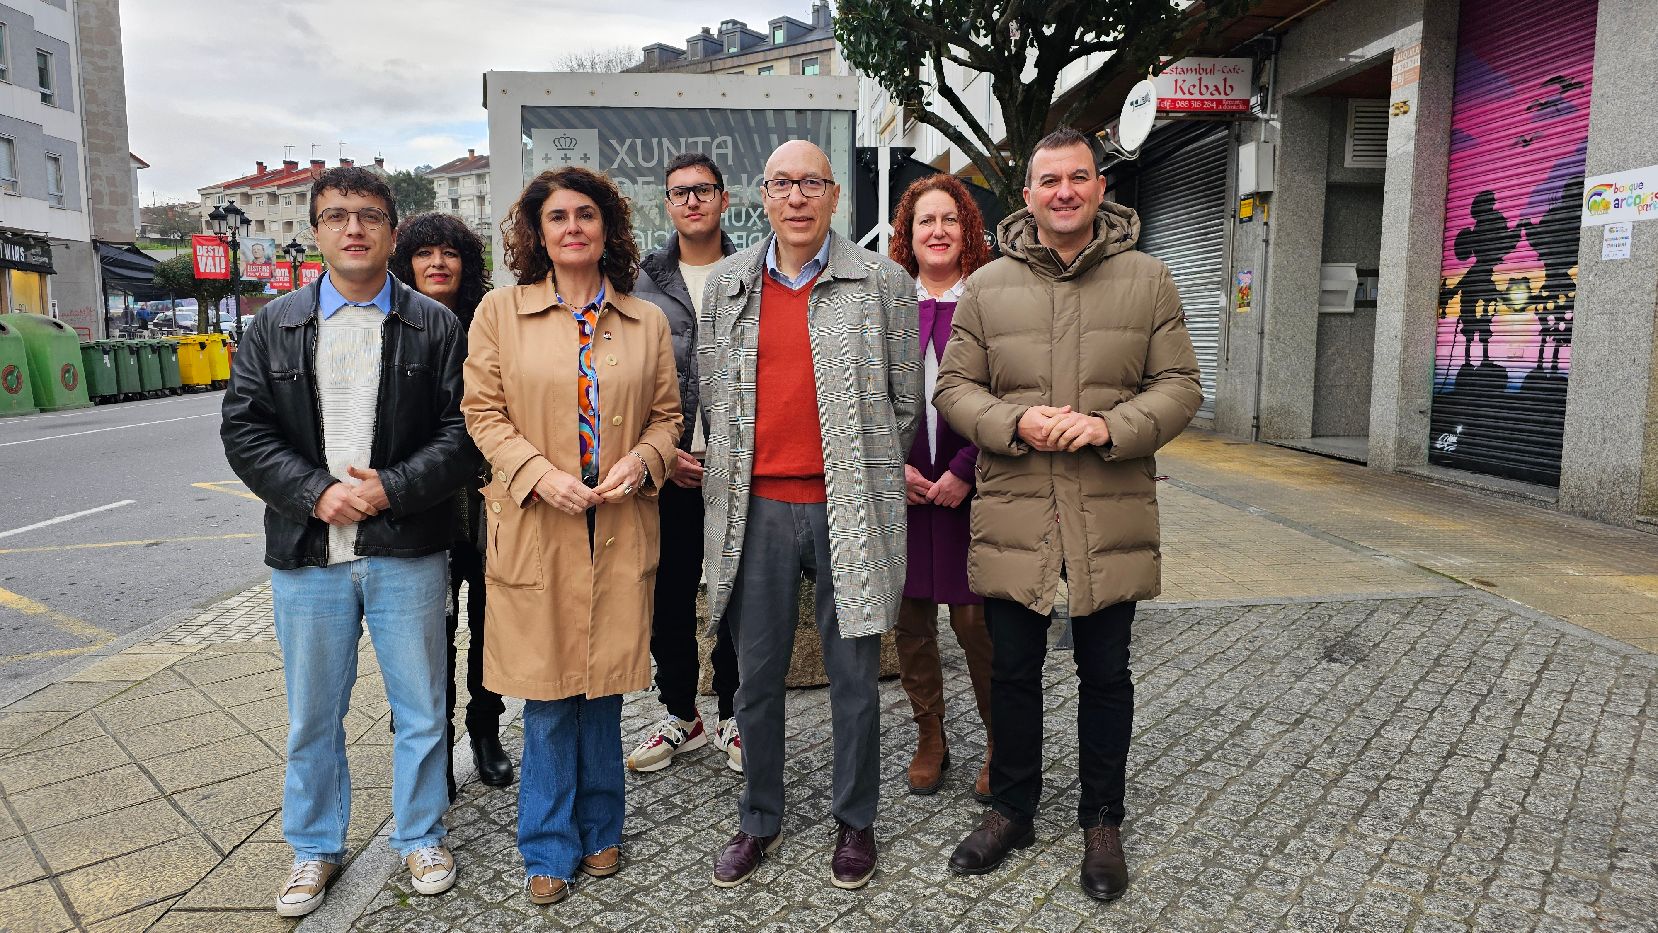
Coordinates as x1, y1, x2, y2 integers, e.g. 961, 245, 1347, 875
1430, 0, 1597, 485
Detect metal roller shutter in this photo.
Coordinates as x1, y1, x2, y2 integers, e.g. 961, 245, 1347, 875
1429, 0, 1597, 486
1134, 125, 1230, 417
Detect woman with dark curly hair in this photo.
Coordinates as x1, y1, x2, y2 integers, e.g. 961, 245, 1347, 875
887, 174, 996, 800
461, 166, 681, 905
389, 213, 515, 798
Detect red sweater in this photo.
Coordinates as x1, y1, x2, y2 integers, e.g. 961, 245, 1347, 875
752, 273, 826, 503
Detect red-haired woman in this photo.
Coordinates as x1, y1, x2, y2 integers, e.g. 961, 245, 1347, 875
889, 174, 995, 799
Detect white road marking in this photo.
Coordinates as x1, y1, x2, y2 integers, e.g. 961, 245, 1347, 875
2, 392, 221, 422
0, 413, 217, 448
0, 499, 137, 540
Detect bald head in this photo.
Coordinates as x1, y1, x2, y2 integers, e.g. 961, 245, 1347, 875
764, 140, 833, 179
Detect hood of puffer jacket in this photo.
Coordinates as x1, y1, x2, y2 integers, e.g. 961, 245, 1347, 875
995, 202, 1142, 282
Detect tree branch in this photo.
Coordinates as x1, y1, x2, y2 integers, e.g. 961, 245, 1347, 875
930, 52, 1001, 159
911, 106, 1011, 200
893, 13, 999, 71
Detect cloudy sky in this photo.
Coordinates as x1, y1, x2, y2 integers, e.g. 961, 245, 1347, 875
123, 0, 797, 204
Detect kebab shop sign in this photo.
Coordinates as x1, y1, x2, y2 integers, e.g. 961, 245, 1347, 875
1154, 58, 1253, 114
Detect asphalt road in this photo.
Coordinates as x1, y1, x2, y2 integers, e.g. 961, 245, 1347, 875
0, 390, 268, 689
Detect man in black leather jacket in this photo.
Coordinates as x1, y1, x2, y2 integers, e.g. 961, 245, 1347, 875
221, 166, 477, 917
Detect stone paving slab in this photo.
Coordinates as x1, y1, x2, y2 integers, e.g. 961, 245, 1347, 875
348, 594, 1658, 933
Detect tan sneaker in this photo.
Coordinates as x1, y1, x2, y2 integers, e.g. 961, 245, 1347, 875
406, 844, 456, 895
626, 715, 707, 772
714, 717, 744, 773
275, 859, 338, 917
579, 845, 621, 878
528, 874, 569, 905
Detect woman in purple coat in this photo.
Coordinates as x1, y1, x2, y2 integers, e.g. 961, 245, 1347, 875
890, 175, 995, 799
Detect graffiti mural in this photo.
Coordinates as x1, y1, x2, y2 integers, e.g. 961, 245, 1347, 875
1430, 0, 1597, 486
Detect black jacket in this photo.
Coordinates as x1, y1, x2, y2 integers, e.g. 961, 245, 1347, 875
632, 231, 736, 450
221, 276, 479, 569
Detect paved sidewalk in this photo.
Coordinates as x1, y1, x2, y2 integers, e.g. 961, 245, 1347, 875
0, 434, 1654, 932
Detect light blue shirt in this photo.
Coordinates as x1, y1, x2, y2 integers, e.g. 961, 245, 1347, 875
318, 272, 392, 320
764, 235, 832, 290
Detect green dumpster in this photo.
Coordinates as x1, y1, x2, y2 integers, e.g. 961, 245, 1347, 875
111, 339, 142, 398
135, 339, 164, 397
155, 339, 182, 394
7, 314, 90, 412
0, 317, 39, 416
80, 341, 119, 403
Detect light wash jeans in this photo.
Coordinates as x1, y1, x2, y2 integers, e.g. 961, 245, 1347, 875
518, 694, 625, 881
271, 552, 449, 862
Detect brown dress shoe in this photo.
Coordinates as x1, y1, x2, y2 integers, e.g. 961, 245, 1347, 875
711, 830, 781, 888
579, 846, 620, 878
973, 738, 993, 803
907, 714, 950, 794
830, 821, 878, 889
1081, 825, 1129, 901
526, 875, 568, 905
949, 810, 1035, 875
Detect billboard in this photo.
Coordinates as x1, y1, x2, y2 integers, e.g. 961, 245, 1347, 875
488, 73, 858, 282
191, 235, 229, 279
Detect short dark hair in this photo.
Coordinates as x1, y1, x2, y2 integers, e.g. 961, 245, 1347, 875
664, 151, 724, 189
1025, 125, 1096, 186
309, 166, 398, 229
389, 212, 489, 321
502, 166, 641, 292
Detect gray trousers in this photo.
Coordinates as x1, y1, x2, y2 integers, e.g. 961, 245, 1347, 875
728, 495, 882, 838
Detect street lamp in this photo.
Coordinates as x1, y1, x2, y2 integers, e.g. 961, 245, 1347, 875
211, 201, 252, 342
285, 238, 306, 295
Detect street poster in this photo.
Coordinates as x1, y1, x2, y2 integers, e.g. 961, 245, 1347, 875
242, 237, 277, 281
191, 235, 229, 279
271, 263, 293, 291
300, 262, 323, 287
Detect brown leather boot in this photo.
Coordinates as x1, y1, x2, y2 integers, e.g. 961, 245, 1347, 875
1081, 825, 1129, 901
908, 713, 950, 794
949, 604, 995, 803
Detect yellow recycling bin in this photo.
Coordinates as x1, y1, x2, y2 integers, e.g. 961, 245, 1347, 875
202, 333, 231, 388
170, 335, 212, 390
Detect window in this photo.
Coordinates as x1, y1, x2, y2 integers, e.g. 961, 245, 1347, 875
0, 24, 9, 83
0, 137, 15, 192
45, 153, 64, 206
450, 198, 459, 211
757, 65, 774, 76
772, 27, 785, 44
802, 57, 820, 76
296, 192, 306, 204
254, 196, 264, 207
36, 49, 53, 105
281, 194, 293, 206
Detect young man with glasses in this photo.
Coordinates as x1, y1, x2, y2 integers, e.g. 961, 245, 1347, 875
222, 166, 477, 916
626, 152, 745, 775
698, 140, 920, 890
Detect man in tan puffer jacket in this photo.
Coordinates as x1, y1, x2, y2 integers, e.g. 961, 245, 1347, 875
934, 126, 1202, 903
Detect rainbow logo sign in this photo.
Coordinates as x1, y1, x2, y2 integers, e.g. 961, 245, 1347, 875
1585, 183, 1616, 215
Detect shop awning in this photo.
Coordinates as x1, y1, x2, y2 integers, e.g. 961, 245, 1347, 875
95, 240, 169, 300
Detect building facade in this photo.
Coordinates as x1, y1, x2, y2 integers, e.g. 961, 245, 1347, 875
1, 0, 135, 340
631, 2, 840, 78
196, 156, 385, 250
424, 149, 490, 239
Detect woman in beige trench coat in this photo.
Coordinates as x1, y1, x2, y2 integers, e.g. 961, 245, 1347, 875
462, 166, 681, 906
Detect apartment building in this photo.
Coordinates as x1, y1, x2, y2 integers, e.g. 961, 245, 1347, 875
631, 1, 840, 78
425, 149, 490, 238
196, 155, 386, 250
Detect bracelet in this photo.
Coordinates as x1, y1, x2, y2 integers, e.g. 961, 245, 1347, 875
630, 451, 654, 488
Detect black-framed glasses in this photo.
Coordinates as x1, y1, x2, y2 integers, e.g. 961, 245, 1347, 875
667, 183, 722, 206
759, 177, 834, 199
316, 207, 390, 232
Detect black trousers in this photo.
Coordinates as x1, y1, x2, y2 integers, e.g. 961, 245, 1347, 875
651, 481, 738, 723
985, 597, 1135, 829
446, 546, 504, 735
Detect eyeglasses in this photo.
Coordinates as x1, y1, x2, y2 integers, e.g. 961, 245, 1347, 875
667, 183, 722, 206
759, 177, 834, 199
316, 207, 391, 232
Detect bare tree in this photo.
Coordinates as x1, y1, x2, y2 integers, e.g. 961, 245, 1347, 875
554, 45, 643, 73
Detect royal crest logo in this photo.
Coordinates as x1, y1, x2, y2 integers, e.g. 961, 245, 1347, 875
531, 129, 602, 173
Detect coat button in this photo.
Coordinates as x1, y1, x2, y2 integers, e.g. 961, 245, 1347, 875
496, 469, 507, 483
611, 415, 623, 425
606, 354, 617, 365
491, 501, 502, 514
605, 536, 615, 547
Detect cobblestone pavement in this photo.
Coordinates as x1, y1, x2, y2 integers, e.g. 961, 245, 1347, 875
350, 594, 1658, 933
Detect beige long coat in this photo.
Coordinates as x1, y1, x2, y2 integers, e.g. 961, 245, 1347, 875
462, 277, 682, 701
934, 204, 1202, 618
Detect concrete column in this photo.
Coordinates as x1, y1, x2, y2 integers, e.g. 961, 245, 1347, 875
1214, 120, 1269, 439
1364, 0, 1460, 471
1557, 0, 1658, 524
1256, 95, 1329, 441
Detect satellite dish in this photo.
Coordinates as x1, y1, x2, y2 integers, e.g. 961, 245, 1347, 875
1118, 79, 1159, 153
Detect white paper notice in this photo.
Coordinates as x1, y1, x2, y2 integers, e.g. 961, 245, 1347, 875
1602, 222, 1633, 261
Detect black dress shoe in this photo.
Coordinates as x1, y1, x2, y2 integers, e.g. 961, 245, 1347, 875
948, 810, 1035, 875
1081, 825, 1129, 901
471, 728, 514, 787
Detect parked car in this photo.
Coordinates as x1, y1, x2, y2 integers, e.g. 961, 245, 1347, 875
151, 309, 198, 332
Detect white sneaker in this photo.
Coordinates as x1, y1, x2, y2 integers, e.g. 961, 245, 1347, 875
275, 859, 338, 917
626, 715, 707, 772
406, 844, 456, 896
714, 717, 744, 773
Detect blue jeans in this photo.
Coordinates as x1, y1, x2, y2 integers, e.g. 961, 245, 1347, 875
518, 694, 625, 880
271, 552, 450, 862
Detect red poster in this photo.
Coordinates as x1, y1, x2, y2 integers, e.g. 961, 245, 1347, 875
271, 264, 293, 291
191, 235, 230, 279
300, 262, 323, 286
